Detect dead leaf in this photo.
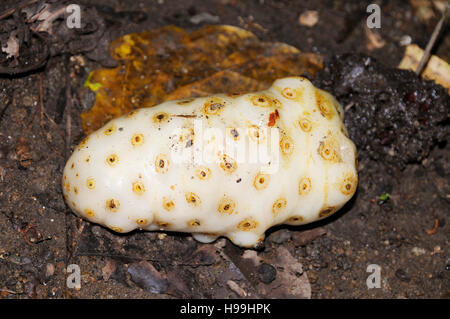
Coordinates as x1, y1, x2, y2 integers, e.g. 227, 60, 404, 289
223, 242, 311, 298
409, 0, 437, 23
101, 258, 116, 281
257, 247, 311, 299
2, 31, 20, 59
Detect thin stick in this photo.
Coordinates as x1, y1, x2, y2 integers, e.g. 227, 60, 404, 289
65, 57, 72, 158
39, 73, 64, 157
0, 0, 40, 20
415, 4, 449, 75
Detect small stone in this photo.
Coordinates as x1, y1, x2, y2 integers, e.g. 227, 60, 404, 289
268, 229, 291, 244
308, 270, 318, 283
298, 10, 319, 27
257, 263, 276, 284
411, 247, 426, 256
399, 35, 411, 46
45, 263, 55, 277
157, 233, 167, 240
190, 12, 220, 25
22, 95, 34, 107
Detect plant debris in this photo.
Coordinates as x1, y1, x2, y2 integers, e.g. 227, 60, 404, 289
314, 53, 449, 169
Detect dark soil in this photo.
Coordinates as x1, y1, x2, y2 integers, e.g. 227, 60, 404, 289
0, 0, 448, 299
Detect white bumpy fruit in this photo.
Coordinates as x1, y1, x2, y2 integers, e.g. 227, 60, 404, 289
62, 77, 358, 248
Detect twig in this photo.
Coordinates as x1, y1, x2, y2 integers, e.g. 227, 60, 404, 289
18, 219, 37, 246
0, 0, 40, 20
39, 73, 64, 157
0, 288, 17, 295
415, 4, 448, 75
344, 102, 355, 111
426, 218, 439, 235
65, 56, 72, 158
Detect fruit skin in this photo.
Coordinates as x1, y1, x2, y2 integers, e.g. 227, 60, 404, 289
62, 76, 358, 248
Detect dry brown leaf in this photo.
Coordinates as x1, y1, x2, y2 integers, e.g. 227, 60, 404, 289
81, 25, 323, 134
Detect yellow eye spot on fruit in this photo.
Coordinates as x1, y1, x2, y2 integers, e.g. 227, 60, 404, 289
77, 137, 89, 149
219, 154, 237, 174
281, 87, 296, 99
85, 208, 95, 218
288, 215, 304, 223
298, 117, 312, 132
157, 221, 170, 228
64, 182, 71, 193
136, 218, 148, 226
85, 156, 91, 163
73, 186, 78, 195
315, 90, 334, 120
155, 154, 169, 173
195, 166, 211, 180
203, 98, 225, 115
272, 198, 287, 214
162, 198, 175, 211
131, 133, 144, 146
70, 162, 75, 169
110, 226, 123, 233
106, 198, 120, 212
132, 181, 146, 195
318, 138, 340, 162
319, 206, 336, 218
218, 197, 236, 214
86, 178, 96, 190
253, 172, 269, 190
280, 136, 294, 155
237, 218, 258, 231
185, 192, 201, 206
104, 124, 116, 135
251, 94, 279, 108
248, 125, 265, 143
187, 219, 201, 227
153, 112, 169, 123
106, 154, 119, 166
298, 177, 311, 195
340, 174, 357, 196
